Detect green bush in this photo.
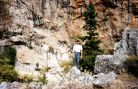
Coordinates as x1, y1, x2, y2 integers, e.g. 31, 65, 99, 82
0, 47, 18, 82
0, 47, 16, 65
0, 64, 18, 82
5, 47, 16, 65
0, 55, 9, 64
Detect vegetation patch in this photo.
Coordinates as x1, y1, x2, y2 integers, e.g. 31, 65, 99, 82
125, 55, 138, 77
0, 64, 18, 82
59, 60, 73, 73
0, 47, 18, 82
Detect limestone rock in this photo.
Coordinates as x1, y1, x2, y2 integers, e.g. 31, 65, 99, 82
10, 81, 20, 89
114, 29, 138, 56
70, 66, 81, 80
94, 55, 127, 73
0, 82, 10, 89
92, 72, 117, 87
79, 75, 94, 85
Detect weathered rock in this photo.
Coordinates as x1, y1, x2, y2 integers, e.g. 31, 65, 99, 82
92, 72, 117, 87
0, 39, 12, 46
79, 75, 94, 85
94, 55, 127, 73
114, 29, 138, 56
70, 66, 81, 80
109, 79, 126, 89
10, 81, 20, 89
29, 82, 43, 89
0, 82, 10, 89
20, 83, 30, 89
54, 80, 94, 89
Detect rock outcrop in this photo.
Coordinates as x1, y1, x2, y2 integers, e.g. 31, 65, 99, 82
114, 28, 138, 56
94, 55, 127, 73
94, 28, 138, 74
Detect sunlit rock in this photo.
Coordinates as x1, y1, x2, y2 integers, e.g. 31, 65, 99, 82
94, 55, 127, 73
92, 72, 117, 87
0, 82, 10, 89
114, 29, 138, 56
70, 66, 81, 80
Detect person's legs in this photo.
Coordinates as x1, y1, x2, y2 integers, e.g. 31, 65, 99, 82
73, 52, 77, 66
74, 52, 80, 69
76, 52, 80, 69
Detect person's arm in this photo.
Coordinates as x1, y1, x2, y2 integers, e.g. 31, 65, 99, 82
73, 45, 75, 57
80, 45, 83, 59
80, 50, 83, 59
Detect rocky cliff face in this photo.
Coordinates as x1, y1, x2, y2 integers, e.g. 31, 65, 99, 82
7, 0, 75, 75
91, 0, 138, 52
0, 0, 138, 88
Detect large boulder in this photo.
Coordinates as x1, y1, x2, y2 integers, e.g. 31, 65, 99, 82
114, 29, 138, 56
92, 72, 117, 87
79, 75, 94, 85
10, 81, 20, 89
94, 55, 127, 73
0, 82, 10, 89
70, 66, 81, 80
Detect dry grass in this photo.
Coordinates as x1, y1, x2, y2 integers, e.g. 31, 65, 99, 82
59, 60, 73, 73
109, 73, 138, 89
125, 55, 138, 77
127, 55, 138, 62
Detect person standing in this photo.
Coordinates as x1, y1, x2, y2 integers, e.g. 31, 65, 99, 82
73, 40, 83, 69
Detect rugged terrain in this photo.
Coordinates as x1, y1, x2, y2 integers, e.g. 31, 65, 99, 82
0, 0, 138, 89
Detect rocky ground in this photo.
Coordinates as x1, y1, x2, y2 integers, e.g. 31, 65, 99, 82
0, 0, 138, 89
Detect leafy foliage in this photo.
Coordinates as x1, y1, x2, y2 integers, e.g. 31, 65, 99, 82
5, 47, 16, 65
80, 4, 103, 71
0, 64, 18, 82
0, 47, 18, 82
0, 47, 16, 65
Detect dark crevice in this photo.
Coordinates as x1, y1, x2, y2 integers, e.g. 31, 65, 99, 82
101, 0, 118, 8
126, 33, 137, 55
10, 41, 26, 46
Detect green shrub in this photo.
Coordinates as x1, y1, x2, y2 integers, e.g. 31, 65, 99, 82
0, 55, 9, 64
5, 47, 16, 65
0, 47, 16, 65
0, 64, 18, 82
0, 47, 18, 82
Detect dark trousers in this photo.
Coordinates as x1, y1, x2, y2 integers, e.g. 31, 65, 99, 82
74, 52, 80, 69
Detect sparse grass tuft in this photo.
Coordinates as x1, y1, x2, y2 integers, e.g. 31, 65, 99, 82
127, 55, 138, 62
59, 60, 73, 73
125, 55, 138, 77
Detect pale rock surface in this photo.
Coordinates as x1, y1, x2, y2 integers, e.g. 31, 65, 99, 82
70, 66, 81, 80
0, 82, 10, 89
92, 72, 117, 87
114, 29, 138, 56
94, 55, 127, 73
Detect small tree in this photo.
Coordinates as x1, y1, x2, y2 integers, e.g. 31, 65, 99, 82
80, 4, 103, 71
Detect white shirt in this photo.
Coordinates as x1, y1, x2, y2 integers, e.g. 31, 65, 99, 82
73, 44, 83, 52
